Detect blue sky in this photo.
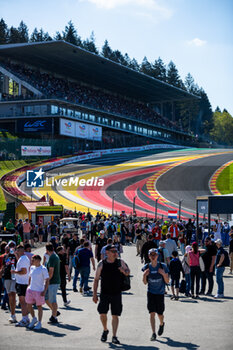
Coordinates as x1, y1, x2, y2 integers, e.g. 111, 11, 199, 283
1, 0, 233, 115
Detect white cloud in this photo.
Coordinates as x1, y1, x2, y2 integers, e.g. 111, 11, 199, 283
188, 38, 207, 47
81, 0, 173, 19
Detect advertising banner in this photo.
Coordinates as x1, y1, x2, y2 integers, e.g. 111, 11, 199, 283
60, 118, 76, 137
21, 146, 51, 156
60, 118, 102, 141
89, 125, 102, 141
17, 118, 52, 133
76, 122, 89, 139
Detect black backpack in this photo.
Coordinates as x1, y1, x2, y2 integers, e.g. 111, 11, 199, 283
222, 250, 230, 267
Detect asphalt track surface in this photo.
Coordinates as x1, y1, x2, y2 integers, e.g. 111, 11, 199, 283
20, 148, 233, 218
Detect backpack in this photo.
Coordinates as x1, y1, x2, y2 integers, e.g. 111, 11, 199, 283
72, 251, 81, 269
222, 250, 230, 267
158, 248, 165, 263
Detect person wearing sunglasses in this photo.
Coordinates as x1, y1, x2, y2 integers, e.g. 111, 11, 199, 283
93, 244, 130, 345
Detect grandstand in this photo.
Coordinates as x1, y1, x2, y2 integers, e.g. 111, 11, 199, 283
0, 41, 199, 156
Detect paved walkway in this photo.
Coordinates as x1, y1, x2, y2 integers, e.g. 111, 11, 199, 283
0, 245, 232, 350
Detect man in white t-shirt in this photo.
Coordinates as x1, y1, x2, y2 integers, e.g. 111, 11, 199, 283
13, 245, 30, 327
25, 254, 49, 330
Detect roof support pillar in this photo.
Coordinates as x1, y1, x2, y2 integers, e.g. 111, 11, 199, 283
172, 101, 175, 122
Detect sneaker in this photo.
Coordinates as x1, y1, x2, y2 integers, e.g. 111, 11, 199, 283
101, 330, 109, 342
150, 333, 157, 341
57, 311, 61, 317
79, 287, 83, 293
15, 319, 30, 327
112, 336, 120, 344
48, 316, 58, 324
170, 295, 175, 300
28, 317, 38, 329
64, 300, 71, 307
34, 322, 42, 330
205, 292, 213, 296
9, 315, 17, 324
73, 288, 78, 292
214, 294, 224, 298
1, 305, 8, 310
175, 296, 179, 301
158, 323, 165, 336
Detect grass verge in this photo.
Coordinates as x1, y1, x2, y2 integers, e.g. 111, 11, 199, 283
216, 163, 233, 194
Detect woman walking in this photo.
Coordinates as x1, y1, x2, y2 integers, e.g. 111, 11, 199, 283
187, 242, 201, 298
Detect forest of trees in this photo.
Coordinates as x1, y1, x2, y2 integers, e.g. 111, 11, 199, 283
0, 18, 232, 145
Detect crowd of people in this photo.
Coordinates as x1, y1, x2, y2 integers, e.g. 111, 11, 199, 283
0, 211, 232, 343
2, 61, 185, 133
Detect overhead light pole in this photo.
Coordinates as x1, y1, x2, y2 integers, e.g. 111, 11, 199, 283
179, 199, 183, 221
155, 198, 158, 220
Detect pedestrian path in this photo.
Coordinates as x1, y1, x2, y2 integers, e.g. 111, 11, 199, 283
0, 245, 232, 350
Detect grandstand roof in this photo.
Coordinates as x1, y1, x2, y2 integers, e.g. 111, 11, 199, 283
0, 41, 199, 103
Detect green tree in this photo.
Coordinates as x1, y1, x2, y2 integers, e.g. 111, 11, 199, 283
210, 110, 233, 145
82, 31, 98, 54
8, 26, 21, 43
129, 58, 140, 71
54, 31, 62, 40
166, 61, 184, 88
0, 18, 8, 44
152, 57, 166, 81
63, 21, 81, 46
140, 56, 153, 76
101, 40, 113, 59
18, 21, 29, 42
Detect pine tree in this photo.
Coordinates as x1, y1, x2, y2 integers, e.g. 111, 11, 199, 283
215, 106, 221, 113
0, 18, 8, 44
18, 21, 29, 42
152, 57, 166, 81
166, 61, 183, 88
129, 58, 140, 71
8, 26, 21, 43
54, 31, 62, 40
63, 21, 81, 46
82, 31, 98, 53
101, 40, 113, 59
140, 56, 153, 76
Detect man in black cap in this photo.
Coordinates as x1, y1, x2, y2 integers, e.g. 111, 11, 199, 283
93, 245, 130, 345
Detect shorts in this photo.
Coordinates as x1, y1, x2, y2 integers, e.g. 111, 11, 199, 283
45, 284, 59, 303
97, 293, 122, 316
4, 279, 16, 294
147, 292, 165, 315
16, 283, 28, 297
171, 277, 180, 288
25, 288, 45, 306
24, 232, 30, 241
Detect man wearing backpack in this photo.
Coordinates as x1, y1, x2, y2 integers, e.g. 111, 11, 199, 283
214, 239, 229, 298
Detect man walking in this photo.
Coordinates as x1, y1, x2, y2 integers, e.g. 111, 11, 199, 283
78, 241, 95, 294
142, 248, 169, 341
93, 245, 130, 344
45, 243, 60, 323
14, 245, 30, 327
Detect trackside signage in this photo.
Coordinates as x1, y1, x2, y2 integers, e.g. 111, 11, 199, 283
21, 146, 51, 156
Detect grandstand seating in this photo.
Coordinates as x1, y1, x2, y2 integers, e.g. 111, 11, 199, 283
1, 62, 185, 133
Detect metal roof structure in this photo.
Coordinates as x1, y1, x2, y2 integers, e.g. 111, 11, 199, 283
0, 41, 199, 103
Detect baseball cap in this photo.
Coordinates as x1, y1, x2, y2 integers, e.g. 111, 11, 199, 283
7, 240, 16, 248
159, 241, 165, 246
148, 248, 158, 255
106, 244, 117, 251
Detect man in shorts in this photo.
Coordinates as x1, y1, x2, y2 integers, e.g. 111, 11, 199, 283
142, 248, 169, 341
1, 241, 17, 323
25, 255, 49, 330
45, 243, 60, 324
14, 245, 30, 327
23, 219, 31, 243
93, 245, 130, 345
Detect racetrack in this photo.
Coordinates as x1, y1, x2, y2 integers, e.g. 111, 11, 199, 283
20, 148, 233, 218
